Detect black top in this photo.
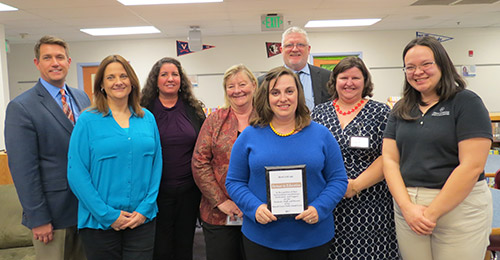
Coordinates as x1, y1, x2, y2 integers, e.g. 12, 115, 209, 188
384, 89, 492, 189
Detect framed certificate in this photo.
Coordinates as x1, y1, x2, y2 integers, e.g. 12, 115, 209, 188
265, 164, 307, 217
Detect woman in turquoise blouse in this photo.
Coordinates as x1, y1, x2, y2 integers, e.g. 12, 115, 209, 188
67, 55, 162, 260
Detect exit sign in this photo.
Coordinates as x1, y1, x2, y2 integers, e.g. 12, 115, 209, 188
261, 14, 284, 31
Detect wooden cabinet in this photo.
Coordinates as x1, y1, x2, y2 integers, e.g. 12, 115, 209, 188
0, 152, 13, 185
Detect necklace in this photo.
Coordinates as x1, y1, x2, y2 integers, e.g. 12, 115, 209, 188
269, 122, 295, 137
333, 99, 365, 116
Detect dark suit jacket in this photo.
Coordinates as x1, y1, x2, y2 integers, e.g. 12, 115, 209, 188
257, 64, 332, 106
4, 80, 91, 229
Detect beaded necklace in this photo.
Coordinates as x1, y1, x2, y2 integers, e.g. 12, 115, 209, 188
333, 99, 365, 116
269, 122, 295, 137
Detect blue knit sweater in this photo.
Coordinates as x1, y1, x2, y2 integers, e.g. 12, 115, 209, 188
226, 121, 347, 250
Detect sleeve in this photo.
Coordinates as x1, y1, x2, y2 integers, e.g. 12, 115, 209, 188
4, 101, 51, 229
375, 104, 391, 155
383, 111, 398, 140
455, 91, 492, 142
67, 114, 121, 227
310, 105, 321, 122
309, 130, 348, 221
134, 113, 163, 220
192, 114, 229, 208
225, 132, 263, 223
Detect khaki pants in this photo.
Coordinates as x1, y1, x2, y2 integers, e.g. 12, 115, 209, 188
394, 180, 492, 260
32, 226, 86, 260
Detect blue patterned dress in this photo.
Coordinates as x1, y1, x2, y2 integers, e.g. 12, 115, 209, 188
312, 99, 399, 260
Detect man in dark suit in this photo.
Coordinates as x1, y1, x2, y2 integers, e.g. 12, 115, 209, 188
259, 27, 331, 111
4, 36, 90, 260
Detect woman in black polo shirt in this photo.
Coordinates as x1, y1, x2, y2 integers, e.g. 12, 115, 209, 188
383, 36, 492, 260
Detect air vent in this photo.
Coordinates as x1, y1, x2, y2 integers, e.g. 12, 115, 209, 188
411, 0, 456, 5
411, 0, 500, 5
454, 0, 500, 4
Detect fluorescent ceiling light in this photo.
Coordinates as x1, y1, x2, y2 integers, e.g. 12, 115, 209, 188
117, 0, 222, 5
80, 26, 160, 36
0, 3, 18, 11
305, 19, 381, 28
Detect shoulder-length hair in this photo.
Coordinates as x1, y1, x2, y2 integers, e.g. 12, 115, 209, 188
140, 57, 205, 118
327, 56, 374, 100
222, 64, 257, 108
250, 66, 310, 130
91, 55, 144, 117
393, 36, 466, 120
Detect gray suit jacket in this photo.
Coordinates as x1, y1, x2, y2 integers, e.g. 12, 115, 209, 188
4, 80, 91, 229
258, 64, 331, 106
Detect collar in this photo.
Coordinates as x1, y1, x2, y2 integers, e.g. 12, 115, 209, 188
104, 106, 137, 117
40, 78, 69, 99
285, 64, 310, 75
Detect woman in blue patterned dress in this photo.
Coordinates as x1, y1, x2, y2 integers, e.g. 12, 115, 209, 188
312, 56, 398, 260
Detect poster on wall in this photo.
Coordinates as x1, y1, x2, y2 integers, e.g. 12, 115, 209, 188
461, 65, 476, 77
310, 52, 362, 71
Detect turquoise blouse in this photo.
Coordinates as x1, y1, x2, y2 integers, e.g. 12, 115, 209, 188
67, 108, 162, 230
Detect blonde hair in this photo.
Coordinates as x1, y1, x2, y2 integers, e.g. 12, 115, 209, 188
222, 64, 257, 108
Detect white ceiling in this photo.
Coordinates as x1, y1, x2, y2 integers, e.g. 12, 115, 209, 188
1, 0, 500, 44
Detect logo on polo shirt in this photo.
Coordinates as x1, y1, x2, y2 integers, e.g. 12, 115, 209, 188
431, 107, 450, 117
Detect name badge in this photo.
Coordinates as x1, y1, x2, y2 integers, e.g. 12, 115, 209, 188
350, 136, 370, 149
226, 215, 243, 226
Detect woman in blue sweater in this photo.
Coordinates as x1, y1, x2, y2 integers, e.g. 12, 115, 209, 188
225, 66, 347, 260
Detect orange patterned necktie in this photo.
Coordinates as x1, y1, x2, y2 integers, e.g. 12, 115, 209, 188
60, 88, 74, 123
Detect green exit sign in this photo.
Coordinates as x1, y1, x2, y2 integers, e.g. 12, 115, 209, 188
261, 14, 283, 31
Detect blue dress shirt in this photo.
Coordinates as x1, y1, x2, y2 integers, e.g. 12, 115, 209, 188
39, 78, 82, 122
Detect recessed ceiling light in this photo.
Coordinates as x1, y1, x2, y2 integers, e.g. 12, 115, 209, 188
0, 3, 18, 11
117, 0, 222, 5
80, 26, 161, 36
305, 19, 381, 28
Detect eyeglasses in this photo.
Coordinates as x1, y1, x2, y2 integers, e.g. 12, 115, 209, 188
283, 43, 308, 49
403, 61, 436, 74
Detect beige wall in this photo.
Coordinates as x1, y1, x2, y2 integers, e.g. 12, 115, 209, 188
6, 27, 500, 111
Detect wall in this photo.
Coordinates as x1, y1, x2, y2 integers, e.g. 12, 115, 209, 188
6, 27, 500, 111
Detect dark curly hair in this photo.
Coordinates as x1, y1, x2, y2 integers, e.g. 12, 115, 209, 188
140, 57, 204, 118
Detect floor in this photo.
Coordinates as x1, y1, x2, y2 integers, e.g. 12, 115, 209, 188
193, 227, 207, 260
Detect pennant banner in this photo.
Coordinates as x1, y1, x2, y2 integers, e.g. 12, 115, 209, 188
266, 42, 282, 58
176, 40, 215, 56
416, 32, 454, 42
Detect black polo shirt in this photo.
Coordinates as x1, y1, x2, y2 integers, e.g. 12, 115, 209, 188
384, 89, 492, 189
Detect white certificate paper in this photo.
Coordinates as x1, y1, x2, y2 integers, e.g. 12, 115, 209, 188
265, 165, 307, 217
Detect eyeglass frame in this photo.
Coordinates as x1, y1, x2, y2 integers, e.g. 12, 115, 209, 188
402, 61, 436, 74
283, 43, 309, 50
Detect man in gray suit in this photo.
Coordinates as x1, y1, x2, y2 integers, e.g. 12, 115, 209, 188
259, 27, 331, 111
4, 36, 90, 260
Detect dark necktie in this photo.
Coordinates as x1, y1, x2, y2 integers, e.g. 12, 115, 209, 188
296, 71, 304, 89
